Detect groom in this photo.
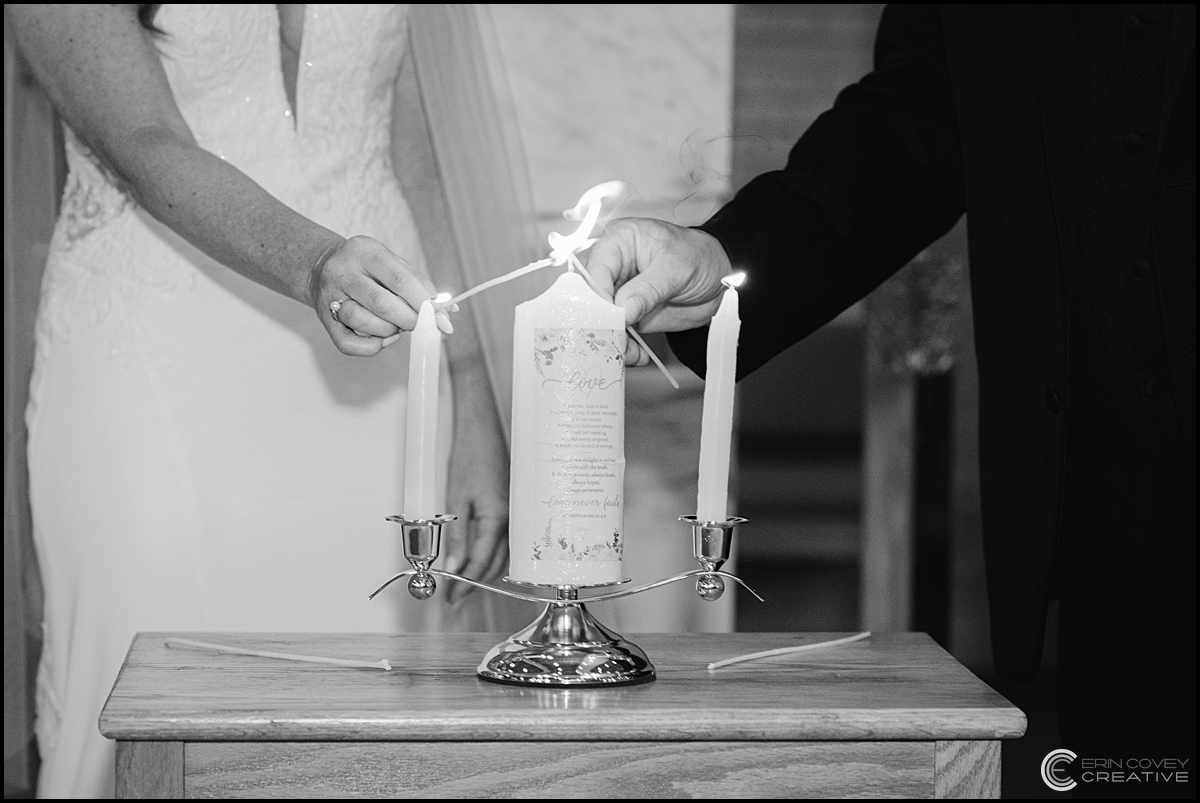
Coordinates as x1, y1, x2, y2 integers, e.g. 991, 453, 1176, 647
586, 5, 1195, 798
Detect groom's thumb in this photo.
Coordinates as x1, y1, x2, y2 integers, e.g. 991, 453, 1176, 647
613, 269, 679, 330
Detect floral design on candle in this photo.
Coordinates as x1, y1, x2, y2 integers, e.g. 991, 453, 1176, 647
534, 328, 623, 376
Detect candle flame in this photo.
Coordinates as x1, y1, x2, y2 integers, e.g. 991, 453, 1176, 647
548, 180, 628, 266
562, 180, 627, 222
721, 272, 746, 290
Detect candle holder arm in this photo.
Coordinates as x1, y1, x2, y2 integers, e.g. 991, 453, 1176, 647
374, 512, 758, 604
576, 569, 763, 603
369, 567, 762, 604
368, 569, 554, 604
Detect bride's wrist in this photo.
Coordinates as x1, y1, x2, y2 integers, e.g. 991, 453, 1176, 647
303, 236, 346, 307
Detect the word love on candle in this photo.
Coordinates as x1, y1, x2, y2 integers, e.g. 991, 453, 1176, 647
403, 296, 450, 521
695, 272, 745, 523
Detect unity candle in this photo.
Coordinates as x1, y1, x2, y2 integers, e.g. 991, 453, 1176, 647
509, 271, 627, 586
403, 300, 441, 520
695, 274, 743, 522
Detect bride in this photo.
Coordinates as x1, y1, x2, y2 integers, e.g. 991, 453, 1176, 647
7, 4, 516, 797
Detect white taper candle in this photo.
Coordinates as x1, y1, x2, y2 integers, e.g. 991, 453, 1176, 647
403, 300, 441, 519
696, 275, 743, 522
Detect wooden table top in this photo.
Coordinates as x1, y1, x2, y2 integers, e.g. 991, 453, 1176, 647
100, 631, 1026, 743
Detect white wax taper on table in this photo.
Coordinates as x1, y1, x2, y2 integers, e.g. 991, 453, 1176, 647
165, 638, 392, 670
403, 300, 441, 520
696, 274, 743, 522
707, 632, 871, 670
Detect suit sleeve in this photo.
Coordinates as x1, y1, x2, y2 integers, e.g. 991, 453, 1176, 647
668, 4, 967, 379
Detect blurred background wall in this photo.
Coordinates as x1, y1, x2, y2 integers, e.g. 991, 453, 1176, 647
724, 4, 882, 635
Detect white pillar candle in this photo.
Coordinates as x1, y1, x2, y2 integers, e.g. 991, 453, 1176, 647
509, 271, 626, 586
403, 300, 441, 520
696, 276, 742, 522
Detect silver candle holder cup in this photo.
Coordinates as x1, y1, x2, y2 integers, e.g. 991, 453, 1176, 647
383, 514, 458, 599
679, 515, 749, 601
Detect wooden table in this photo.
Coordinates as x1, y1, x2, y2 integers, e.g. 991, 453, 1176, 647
101, 631, 1025, 798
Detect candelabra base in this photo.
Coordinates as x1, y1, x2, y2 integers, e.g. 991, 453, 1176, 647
478, 596, 654, 687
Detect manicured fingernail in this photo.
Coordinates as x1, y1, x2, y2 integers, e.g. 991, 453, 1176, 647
435, 311, 454, 334
382, 333, 402, 347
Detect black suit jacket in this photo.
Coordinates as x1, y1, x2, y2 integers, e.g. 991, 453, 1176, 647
670, 4, 1195, 681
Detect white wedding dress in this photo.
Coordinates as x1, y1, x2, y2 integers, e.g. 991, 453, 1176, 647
25, 5, 450, 797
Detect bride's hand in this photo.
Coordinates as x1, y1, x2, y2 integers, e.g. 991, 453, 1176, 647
310, 235, 452, 357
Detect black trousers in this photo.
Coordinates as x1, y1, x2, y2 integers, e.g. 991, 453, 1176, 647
1057, 441, 1196, 799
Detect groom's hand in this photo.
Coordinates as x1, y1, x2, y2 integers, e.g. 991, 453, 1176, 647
585, 218, 734, 365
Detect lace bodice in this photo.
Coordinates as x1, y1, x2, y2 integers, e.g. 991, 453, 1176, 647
153, 4, 409, 226
40, 4, 417, 365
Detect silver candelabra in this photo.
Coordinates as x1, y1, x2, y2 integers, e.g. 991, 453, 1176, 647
370, 514, 758, 687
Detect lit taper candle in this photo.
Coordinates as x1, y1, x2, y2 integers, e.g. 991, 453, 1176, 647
403, 299, 441, 519
695, 273, 744, 522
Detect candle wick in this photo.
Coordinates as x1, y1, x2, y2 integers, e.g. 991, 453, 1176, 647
720, 271, 746, 291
